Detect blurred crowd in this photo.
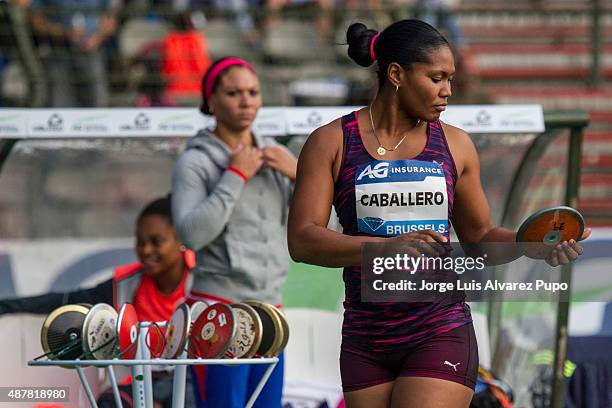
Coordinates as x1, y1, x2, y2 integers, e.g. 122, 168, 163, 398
0, 0, 469, 108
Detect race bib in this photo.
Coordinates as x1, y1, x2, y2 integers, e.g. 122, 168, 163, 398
355, 160, 449, 237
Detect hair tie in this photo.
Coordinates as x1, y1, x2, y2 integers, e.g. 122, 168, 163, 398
204, 58, 256, 100
369, 33, 379, 62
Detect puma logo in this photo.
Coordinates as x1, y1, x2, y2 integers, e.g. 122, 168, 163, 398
444, 360, 460, 371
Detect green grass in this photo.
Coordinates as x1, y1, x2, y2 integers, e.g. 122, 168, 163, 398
282, 261, 344, 311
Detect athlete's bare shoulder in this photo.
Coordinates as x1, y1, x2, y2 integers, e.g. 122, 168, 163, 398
439, 121, 478, 176
303, 117, 343, 152
439, 121, 472, 146
298, 117, 344, 180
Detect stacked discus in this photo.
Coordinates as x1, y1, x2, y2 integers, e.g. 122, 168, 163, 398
186, 301, 290, 359
38, 300, 289, 363
39, 303, 140, 363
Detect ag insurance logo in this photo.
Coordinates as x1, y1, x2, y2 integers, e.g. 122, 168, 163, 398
357, 162, 389, 180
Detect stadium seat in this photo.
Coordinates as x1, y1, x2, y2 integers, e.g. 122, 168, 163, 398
262, 20, 334, 64
118, 18, 170, 61
199, 20, 256, 61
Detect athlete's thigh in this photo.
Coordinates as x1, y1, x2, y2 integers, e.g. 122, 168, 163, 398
390, 377, 473, 408
344, 381, 394, 408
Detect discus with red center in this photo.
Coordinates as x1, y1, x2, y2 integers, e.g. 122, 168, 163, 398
117, 303, 139, 360
190, 303, 237, 358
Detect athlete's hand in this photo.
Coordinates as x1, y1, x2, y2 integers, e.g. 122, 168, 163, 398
229, 144, 263, 179
262, 146, 297, 181
545, 228, 591, 267
390, 230, 449, 258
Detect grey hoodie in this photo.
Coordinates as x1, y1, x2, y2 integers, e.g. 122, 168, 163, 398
171, 128, 294, 304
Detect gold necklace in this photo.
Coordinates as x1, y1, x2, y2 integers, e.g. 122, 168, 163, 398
369, 104, 420, 156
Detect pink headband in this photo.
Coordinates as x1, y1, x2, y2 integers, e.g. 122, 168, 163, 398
204, 58, 256, 99
369, 33, 379, 61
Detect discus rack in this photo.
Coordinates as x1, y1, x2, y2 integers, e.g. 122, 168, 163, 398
28, 323, 279, 408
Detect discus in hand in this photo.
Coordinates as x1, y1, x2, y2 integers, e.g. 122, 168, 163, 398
516, 206, 585, 259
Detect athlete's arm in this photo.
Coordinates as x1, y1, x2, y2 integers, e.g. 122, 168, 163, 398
447, 125, 587, 265
444, 125, 521, 264
171, 149, 247, 251
0, 279, 113, 315
288, 122, 386, 267
448, 126, 515, 244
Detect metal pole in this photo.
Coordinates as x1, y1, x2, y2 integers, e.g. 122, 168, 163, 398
488, 112, 589, 366
141, 328, 154, 408
550, 124, 584, 408
0, 139, 18, 175
132, 325, 147, 408
171, 350, 188, 408
106, 365, 123, 408
76, 365, 99, 408
245, 361, 278, 408
590, 0, 602, 86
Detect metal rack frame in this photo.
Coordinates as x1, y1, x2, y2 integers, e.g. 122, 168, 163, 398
29, 324, 279, 408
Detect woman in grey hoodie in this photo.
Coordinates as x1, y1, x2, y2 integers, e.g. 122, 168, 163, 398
171, 57, 296, 408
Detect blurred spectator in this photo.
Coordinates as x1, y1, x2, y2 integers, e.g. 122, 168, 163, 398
29, 0, 117, 107
414, 0, 465, 49
413, 0, 481, 101
134, 11, 211, 107
266, 0, 335, 43
344, 0, 382, 9
0, 0, 45, 107
162, 12, 211, 102
187, 0, 261, 44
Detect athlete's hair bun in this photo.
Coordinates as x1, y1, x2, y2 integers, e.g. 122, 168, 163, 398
346, 22, 378, 67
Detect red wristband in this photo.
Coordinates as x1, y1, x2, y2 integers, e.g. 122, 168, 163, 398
227, 166, 249, 182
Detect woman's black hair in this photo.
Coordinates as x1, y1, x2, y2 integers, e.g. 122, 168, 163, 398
138, 195, 172, 224
346, 20, 450, 88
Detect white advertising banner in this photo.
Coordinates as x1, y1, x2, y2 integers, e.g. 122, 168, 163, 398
0, 105, 545, 139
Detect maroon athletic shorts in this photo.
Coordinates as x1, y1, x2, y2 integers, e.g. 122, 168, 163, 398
340, 323, 478, 392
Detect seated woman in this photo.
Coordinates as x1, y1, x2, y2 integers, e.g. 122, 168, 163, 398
0, 195, 195, 407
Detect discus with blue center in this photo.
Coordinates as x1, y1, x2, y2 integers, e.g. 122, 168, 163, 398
516, 206, 585, 259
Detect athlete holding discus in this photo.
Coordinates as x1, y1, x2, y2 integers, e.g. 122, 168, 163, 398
287, 20, 589, 408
